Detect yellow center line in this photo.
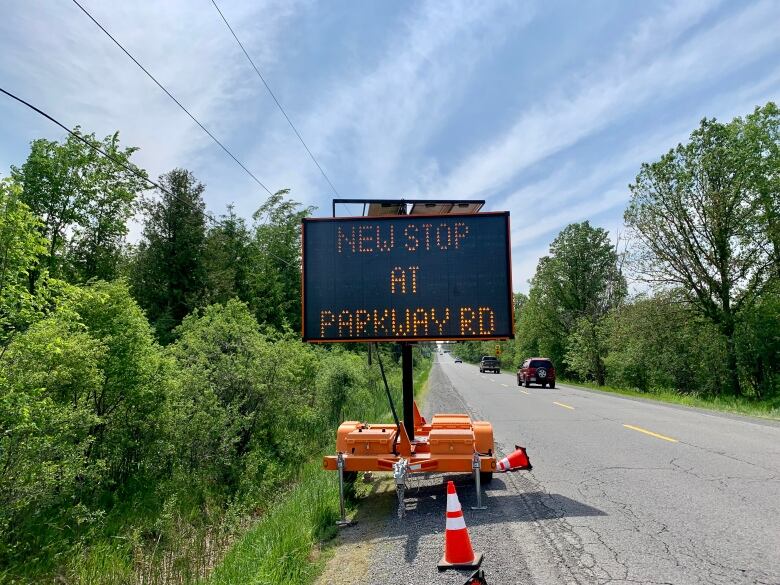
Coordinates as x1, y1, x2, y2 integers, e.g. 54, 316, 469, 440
553, 401, 575, 410
623, 424, 678, 443
519, 390, 530, 395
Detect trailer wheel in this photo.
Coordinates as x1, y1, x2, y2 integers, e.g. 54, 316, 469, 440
480, 471, 493, 484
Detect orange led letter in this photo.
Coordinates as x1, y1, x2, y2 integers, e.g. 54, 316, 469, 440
376, 224, 394, 252
355, 309, 370, 335
430, 308, 450, 334
436, 223, 451, 250
453, 222, 469, 249
358, 225, 374, 253
390, 267, 406, 293
337, 225, 356, 253
404, 224, 419, 251
408, 266, 419, 293
478, 307, 496, 335
320, 310, 335, 338
413, 308, 429, 336
338, 310, 354, 337
460, 307, 476, 335
421, 223, 433, 250
373, 309, 391, 336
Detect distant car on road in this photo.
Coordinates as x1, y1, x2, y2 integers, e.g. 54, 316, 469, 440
518, 358, 556, 388
454, 357, 462, 363
479, 356, 500, 373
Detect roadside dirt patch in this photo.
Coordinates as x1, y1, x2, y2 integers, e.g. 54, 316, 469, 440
315, 475, 396, 585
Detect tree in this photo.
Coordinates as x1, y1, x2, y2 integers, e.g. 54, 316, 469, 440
168, 300, 320, 494
0, 281, 170, 560
565, 317, 609, 384
741, 103, 780, 273
735, 281, 780, 397
130, 169, 208, 343
0, 179, 47, 342
602, 294, 727, 394
247, 191, 314, 332
528, 222, 625, 383
10, 129, 146, 283
625, 107, 778, 395
204, 204, 253, 305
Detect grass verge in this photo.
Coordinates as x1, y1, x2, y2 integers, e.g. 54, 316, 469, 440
206, 463, 339, 585
560, 378, 780, 421
314, 476, 396, 585
413, 358, 432, 404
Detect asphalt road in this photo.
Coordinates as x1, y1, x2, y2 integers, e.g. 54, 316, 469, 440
364, 353, 780, 585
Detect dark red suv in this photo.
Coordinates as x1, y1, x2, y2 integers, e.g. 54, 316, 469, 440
518, 358, 556, 388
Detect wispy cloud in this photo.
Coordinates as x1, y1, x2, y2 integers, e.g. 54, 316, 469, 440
506, 64, 780, 291
0, 0, 304, 196
247, 0, 535, 208
427, 0, 778, 200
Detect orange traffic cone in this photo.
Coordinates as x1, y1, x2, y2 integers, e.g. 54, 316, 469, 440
496, 445, 532, 471
464, 569, 488, 584
438, 481, 483, 571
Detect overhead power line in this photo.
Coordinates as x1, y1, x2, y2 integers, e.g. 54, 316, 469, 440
70, 0, 273, 196
1, 86, 295, 266
210, 0, 341, 198
0, 86, 174, 198
0, 86, 295, 267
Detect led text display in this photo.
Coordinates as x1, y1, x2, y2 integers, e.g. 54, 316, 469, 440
302, 212, 513, 342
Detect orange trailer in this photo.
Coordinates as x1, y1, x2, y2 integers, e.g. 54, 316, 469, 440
323, 405, 497, 477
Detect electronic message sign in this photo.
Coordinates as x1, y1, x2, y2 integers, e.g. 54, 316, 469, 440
302, 212, 513, 342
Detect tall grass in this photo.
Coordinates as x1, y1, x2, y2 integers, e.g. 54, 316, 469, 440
206, 464, 339, 585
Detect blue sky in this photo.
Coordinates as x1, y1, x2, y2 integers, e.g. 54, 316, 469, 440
1, 0, 778, 291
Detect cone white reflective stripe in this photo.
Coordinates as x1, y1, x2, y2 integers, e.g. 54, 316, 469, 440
446, 514, 467, 530
497, 456, 509, 471
446, 493, 461, 512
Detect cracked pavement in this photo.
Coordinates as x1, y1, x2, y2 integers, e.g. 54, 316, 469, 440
359, 354, 780, 584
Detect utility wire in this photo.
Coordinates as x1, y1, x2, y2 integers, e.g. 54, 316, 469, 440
0, 86, 173, 198
210, 0, 341, 198
71, 0, 274, 196
0, 86, 294, 267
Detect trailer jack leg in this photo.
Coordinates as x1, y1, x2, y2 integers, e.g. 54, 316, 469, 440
336, 452, 353, 527
393, 458, 409, 519
471, 452, 487, 510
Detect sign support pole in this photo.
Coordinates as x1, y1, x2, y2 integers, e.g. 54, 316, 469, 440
401, 343, 415, 442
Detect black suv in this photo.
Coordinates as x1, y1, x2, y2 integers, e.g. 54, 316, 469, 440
479, 356, 500, 374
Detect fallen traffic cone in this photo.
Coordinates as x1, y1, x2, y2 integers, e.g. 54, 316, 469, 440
496, 445, 532, 471
464, 568, 488, 584
438, 481, 483, 571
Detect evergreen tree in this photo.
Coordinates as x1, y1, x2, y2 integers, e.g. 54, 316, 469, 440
130, 169, 207, 343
